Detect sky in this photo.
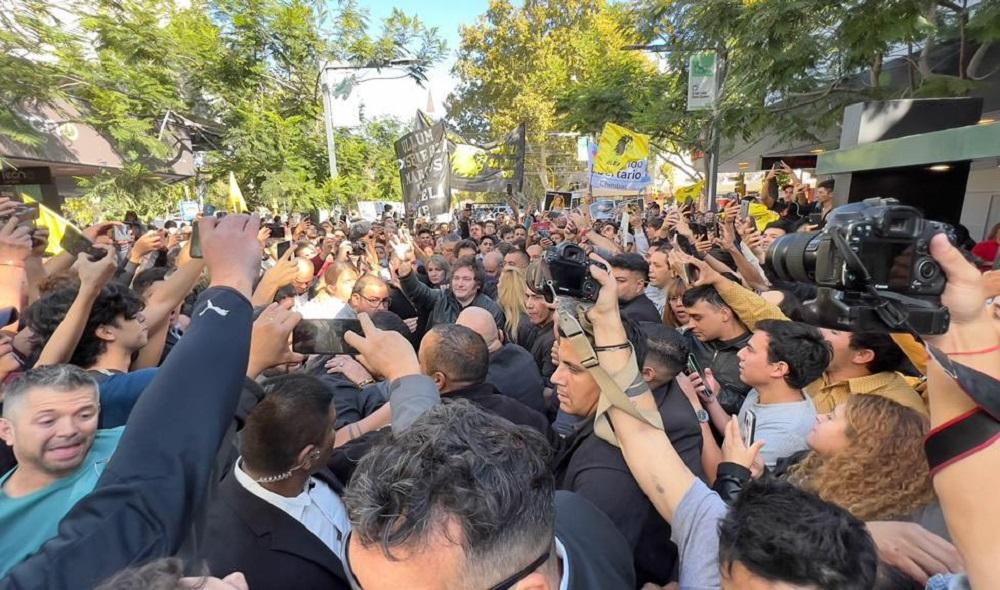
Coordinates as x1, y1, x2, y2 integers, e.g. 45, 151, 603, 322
330, 0, 492, 126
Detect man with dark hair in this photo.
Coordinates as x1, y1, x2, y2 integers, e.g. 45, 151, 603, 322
342, 401, 636, 590
396, 247, 505, 330
347, 274, 390, 316
726, 319, 829, 466
517, 262, 557, 382
681, 284, 752, 414
456, 307, 545, 413
640, 323, 704, 480
418, 324, 552, 440
716, 479, 878, 588
607, 253, 661, 324
202, 373, 351, 590
455, 238, 479, 261
800, 178, 835, 226
504, 248, 530, 270
498, 225, 515, 243
806, 329, 926, 416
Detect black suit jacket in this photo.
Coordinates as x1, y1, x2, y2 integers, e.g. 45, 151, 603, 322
620, 294, 662, 324
486, 343, 546, 413
447, 382, 558, 446
201, 468, 350, 590
555, 491, 635, 590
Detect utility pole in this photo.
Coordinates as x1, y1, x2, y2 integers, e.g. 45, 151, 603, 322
320, 58, 423, 181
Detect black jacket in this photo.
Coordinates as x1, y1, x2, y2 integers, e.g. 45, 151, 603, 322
446, 382, 558, 446
201, 469, 350, 590
713, 450, 808, 504
620, 294, 662, 324
399, 270, 506, 331
683, 330, 752, 415
555, 491, 636, 590
486, 343, 546, 413
654, 380, 706, 482
516, 317, 556, 382
553, 420, 676, 586
0, 287, 253, 590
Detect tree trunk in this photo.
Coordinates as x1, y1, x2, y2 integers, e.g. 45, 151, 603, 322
870, 53, 883, 87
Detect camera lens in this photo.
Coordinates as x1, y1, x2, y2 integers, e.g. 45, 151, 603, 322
766, 232, 818, 283
916, 258, 938, 281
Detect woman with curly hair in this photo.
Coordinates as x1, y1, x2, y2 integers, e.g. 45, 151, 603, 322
496, 266, 527, 343
715, 395, 936, 523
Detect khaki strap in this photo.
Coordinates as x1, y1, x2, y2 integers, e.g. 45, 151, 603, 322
558, 310, 664, 447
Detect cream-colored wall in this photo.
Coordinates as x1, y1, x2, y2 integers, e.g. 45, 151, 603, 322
962, 164, 1000, 241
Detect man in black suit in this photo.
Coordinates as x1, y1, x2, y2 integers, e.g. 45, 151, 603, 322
457, 306, 546, 413
201, 373, 350, 590
607, 253, 662, 324
341, 400, 636, 590
418, 324, 555, 444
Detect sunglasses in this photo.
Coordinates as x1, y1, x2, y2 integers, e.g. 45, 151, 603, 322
343, 531, 550, 590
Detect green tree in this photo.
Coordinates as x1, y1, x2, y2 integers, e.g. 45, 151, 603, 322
558, 0, 1000, 181
1, 0, 446, 219
448, 0, 654, 198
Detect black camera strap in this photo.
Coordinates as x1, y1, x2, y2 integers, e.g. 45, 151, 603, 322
923, 345, 1000, 475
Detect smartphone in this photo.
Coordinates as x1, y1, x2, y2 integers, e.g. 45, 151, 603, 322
292, 319, 362, 355
189, 220, 203, 259
739, 200, 750, 220
60, 223, 107, 260
675, 234, 698, 257
806, 212, 823, 226
268, 223, 286, 239
113, 224, 131, 243
686, 353, 705, 381
203, 204, 217, 216
743, 409, 758, 445
275, 240, 292, 259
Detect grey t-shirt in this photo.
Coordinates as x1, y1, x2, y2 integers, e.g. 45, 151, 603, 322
671, 479, 727, 589
737, 389, 816, 467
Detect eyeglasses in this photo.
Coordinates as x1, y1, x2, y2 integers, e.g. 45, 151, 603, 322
358, 294, 390, 308
343, 531, 551, 590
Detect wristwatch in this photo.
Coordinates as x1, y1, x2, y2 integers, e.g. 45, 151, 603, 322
695, 408, 710, 423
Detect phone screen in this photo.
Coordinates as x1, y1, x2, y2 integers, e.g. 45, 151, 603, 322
60, 223, 95, 256
743, 409, 758, 445
686, 353, 704, 380
275, 240, 292, 259
189, 221, 203, 259
292, 319, 362, 355
739, 200, 750, 220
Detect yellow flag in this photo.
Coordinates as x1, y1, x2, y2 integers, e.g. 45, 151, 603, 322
593, 123, 650, 175
228, 171, 248, 213
22, 194, 69, 256
748, 201, 780, 231
674, 180, 704, 204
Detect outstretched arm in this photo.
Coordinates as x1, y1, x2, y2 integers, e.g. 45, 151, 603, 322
0, 215, 263, 590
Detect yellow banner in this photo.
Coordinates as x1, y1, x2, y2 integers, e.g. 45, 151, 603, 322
674, 180, 704, 203
748, 201, 780, 231
593, 123, 650, 175
228, 171, 248, 213
22, 194, 68, 256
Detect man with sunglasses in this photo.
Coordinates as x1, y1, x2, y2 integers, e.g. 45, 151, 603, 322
341, 400, 635, 590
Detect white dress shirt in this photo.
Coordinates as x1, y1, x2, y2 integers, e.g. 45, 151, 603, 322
555, 536, 570, 590
234, 460, 351, 564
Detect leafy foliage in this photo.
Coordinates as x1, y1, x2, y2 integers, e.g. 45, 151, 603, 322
1, 0, 446, 219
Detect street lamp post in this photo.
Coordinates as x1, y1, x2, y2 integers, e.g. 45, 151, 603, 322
320, 58, 423, 181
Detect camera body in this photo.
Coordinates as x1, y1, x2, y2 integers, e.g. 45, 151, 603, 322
767, 198, 954, 334
542, 242, 605, 301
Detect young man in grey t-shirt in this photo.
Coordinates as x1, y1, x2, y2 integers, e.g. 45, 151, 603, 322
734, 320, 830, 467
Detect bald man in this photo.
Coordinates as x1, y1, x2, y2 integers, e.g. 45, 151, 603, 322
456, 308, 545, 413
417, 324, 552, 441
482, 250, 504, 280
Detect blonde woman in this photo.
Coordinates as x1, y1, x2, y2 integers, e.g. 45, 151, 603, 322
497, 266, 527, 344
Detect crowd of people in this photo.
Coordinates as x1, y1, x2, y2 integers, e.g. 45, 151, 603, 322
0, 181, 997, 590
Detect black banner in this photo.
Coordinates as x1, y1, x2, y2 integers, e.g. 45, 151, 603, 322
416, 112, 525, 196
394, 122, 451, 218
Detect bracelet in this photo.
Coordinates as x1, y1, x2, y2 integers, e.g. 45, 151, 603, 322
594, 342, 631, 352
0, 261, 24, 268
943, 344, 1000, 356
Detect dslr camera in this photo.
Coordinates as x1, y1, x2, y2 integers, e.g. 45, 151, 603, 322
542, 242, 606, 302
767, 197, 954, 334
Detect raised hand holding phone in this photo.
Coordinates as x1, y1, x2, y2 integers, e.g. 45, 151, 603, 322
721, 415, 765, 472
